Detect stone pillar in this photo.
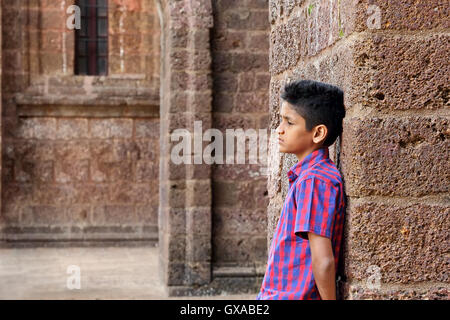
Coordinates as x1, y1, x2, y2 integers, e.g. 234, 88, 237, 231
158, 0, 214, 295
0, 0, 2, 219
267, 0, 449, 299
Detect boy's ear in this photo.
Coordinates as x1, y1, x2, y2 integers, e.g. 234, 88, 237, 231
312, 124, 327, 145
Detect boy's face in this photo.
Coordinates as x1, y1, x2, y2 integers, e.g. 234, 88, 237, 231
276, 101, 316, 159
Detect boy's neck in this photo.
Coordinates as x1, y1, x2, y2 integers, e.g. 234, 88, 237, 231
295, 145, 323, 163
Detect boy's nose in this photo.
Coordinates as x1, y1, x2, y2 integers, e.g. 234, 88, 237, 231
276, 125, 284, 135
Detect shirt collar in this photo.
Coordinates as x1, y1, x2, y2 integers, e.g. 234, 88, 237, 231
287, 147, 329, 183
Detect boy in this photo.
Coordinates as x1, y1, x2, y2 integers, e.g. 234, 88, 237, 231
257, 79, 346, 300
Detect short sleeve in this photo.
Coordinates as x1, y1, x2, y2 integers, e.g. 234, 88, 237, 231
294, 177, 338, 240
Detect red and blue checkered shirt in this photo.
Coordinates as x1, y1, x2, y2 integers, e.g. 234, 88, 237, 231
257, 147, 345, 300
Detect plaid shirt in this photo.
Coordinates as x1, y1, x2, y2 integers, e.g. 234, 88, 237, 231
257, 147, 345, 300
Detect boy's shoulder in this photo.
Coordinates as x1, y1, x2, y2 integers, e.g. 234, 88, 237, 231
296, 158, 343, 189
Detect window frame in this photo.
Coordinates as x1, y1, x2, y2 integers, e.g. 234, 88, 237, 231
75, 0, 109, 76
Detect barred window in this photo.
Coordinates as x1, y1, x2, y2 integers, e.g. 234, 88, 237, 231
75, 0, 108, 75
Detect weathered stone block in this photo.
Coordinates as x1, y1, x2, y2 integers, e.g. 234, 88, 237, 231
136, 204, 158, 225
166, 207, 187, 235
89, 140, 114, 163
110, 119, 133, 139
169, 27, 189, 49
186, 163, 211, 180
232, 52, 268, 72
344, 200, 449, 284
213, 236, 267, 263
214, 72, 238, 92
188, 73, 213, 91
32, 184, 78, 206
186, 234, 211, 262
212, 29, 247, 51
234, 92, 269, 113
54, 140, 90, 161
212, 51, 233, 72
366, 0, 449, 31
213, 180, 257, 209
91, 205, 136, 224
55, 159, 89, 183
189, 50, 212, 71
170, 49, 189, 70
341, 117, 449, 197
344, 283, 449, 300
135, 119, 160, 139
186, 180, 211, 208
163, 261, 187, 286
184, 262, 211, 285
222, 10, 269, 31
110, 161, 135, 182
66, 205, 92, 224
213, 180, 238, 207
74, 183, 110, 204
28, 205, 66, 225
213, 114, 256, 131
56, 119, 89, 140
168, 91, 187, 113
160, 232, 186, 263
170, 71, 189, 91
186, 207, 211, 235
213, 163, 267, 180
89, 119, 111, 139
136, 160, 159, 181
168, 181, 186, 209
0, 203, 21, 224
352, 34, 450, 110
188, 91, 213, 113
213, 208, 267, 236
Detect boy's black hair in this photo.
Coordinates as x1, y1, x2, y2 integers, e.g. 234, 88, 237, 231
281, 79, 345, 146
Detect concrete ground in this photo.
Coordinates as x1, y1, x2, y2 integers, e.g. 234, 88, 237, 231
0, 245, 257, 300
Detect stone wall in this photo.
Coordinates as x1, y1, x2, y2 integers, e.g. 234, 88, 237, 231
267, 0, 449, 299
158, 0, 215, 294
210, 0, 269, 278
158, 0, 271, 296
1, 0, 161, 245
0, 0, 2, 219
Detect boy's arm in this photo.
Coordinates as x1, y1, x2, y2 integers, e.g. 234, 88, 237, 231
307, 232, 336, 300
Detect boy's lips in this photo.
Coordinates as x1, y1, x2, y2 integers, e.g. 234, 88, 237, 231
278, 138, 284, 144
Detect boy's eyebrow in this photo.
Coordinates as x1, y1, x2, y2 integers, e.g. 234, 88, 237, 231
280, 114, 294, 121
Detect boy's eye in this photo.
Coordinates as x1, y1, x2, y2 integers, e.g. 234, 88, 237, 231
279, 117, 293, 125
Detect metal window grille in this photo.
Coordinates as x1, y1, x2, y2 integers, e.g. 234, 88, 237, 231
75, 0, 108, 75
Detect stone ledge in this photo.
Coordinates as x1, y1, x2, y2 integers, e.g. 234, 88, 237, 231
0, 225, 159, 243
0, 239, 158, 249
166, 275, 262, 297
15, 95, 159, 108
13, 74, 160, 118
164, 265, 265, 297
16, 104, 160, 118
213, 266, 265, 278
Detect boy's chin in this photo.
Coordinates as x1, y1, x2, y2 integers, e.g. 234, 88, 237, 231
278, 146, 290, 153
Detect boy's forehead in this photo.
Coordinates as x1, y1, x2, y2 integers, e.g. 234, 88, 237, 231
280, 101, 299, 117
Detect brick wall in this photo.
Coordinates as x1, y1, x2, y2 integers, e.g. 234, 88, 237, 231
267, 0, 449, 299
210, 0, 270, 276
1, 0, 161, 244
